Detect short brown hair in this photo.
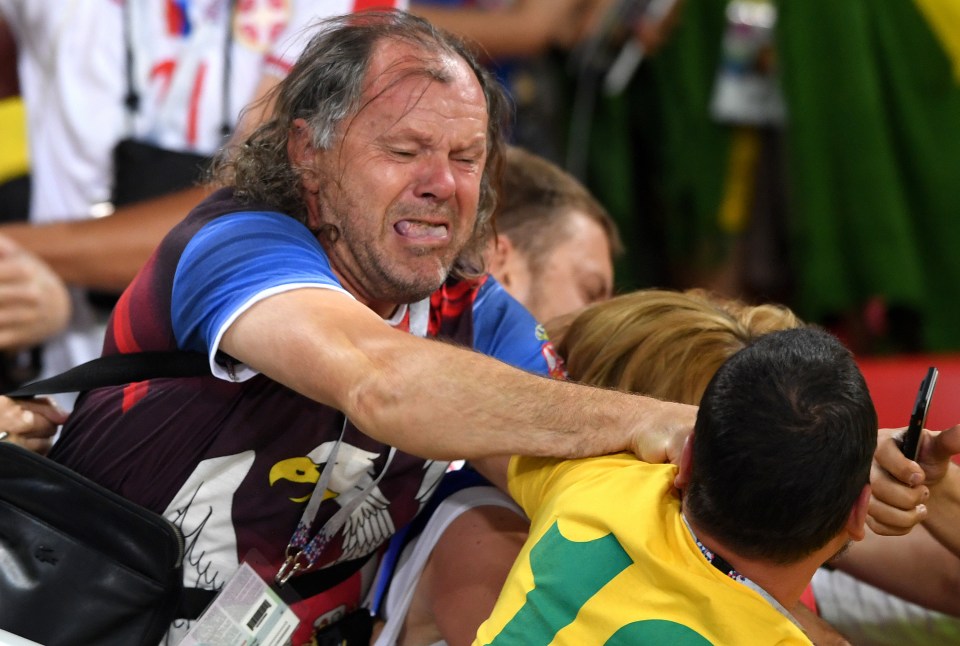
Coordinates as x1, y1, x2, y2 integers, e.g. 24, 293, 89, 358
494, 146, 623, 273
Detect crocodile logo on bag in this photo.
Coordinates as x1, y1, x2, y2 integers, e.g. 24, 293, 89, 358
34, 545, 58, 565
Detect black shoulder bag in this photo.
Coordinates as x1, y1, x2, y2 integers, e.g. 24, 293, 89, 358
0, 351, 211, 646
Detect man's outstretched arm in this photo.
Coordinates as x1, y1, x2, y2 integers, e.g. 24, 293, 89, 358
220, 287, 697, 463
0, 185, 211, 292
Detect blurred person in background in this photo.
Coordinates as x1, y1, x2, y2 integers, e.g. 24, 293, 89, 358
485, 145, 622, 323
609, 0, 960, 353
0, 18, 70, 384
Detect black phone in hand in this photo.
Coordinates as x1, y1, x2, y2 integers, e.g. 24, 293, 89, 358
899, 366, 939, 460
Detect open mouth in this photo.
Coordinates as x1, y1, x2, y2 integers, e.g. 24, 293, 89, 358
394, 219, 449, 241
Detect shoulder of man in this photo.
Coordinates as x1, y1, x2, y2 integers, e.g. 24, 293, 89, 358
440, 275, 565, 378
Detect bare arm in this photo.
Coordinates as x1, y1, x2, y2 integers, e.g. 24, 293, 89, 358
0, 186, 210, 291
833, 524, 960, 617
833, 424, 960, 616
411, 0, 603, 60
411, 505, 528, 646
221, 288, 696, 462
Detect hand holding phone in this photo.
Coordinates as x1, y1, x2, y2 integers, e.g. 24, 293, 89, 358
899, 366, 939, 460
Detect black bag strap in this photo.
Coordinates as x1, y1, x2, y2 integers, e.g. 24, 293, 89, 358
6, 351, 210, 398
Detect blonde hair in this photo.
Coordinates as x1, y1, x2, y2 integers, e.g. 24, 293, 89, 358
552, 289, 802, 405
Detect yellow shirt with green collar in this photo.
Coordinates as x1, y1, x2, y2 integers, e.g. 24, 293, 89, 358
473, 453, 812, 646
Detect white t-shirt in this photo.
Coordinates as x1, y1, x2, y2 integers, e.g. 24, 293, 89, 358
0, 0, 406, 392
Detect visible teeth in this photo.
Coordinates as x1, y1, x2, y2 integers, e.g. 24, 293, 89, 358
396, 220, 446, 238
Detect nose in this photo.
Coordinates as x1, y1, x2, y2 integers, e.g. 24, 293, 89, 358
414, 154, 456, 203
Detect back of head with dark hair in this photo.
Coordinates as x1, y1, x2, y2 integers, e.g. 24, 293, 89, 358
683, 327, 877, 564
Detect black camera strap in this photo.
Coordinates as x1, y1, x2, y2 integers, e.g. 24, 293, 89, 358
6, 351, 210, 398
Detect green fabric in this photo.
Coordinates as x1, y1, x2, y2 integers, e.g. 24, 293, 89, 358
557, 1, 735, 292
608, 0, 734, 287
778, 0, 960, 350
586, 92, 643, 290
637, 0, 731, 267
592, 0, 960, 349
487, 522, 632, 646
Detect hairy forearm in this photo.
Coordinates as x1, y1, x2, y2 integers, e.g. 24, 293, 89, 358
329, 333, 646, 460
225, 291, 694, 464
0, 185, 210, 291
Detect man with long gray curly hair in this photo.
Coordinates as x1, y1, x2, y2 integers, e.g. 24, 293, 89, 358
49, 10, 695, 644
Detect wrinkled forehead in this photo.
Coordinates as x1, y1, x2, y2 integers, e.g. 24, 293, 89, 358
361, 37, 482, 109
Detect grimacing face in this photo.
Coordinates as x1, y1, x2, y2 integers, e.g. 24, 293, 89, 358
305, 40, 489, 317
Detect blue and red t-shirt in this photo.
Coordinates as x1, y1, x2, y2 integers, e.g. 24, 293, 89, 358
50, 188, 558, 638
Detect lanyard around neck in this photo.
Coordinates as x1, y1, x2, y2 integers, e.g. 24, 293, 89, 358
275, 416, 397, 586
680, 513, 806, 633
275, 297, 427, 585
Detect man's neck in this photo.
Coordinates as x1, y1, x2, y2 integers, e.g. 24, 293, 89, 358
684, 513, 834, 610
325, 264, 401, 319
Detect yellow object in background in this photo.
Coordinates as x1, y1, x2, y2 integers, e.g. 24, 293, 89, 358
915, 0, 960, 82
0, 96, 29, 183
717, 127, 760, 234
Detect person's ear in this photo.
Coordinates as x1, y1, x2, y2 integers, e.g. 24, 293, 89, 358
287, 118, 321, 195
489, 235, 533, 307
486, 234, 515, 285
845, 484, 872, 542
674, 432, 695, 490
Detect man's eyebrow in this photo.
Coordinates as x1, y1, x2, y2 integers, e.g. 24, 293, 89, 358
378, 127, 435, 146
379, 128, 487, 151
